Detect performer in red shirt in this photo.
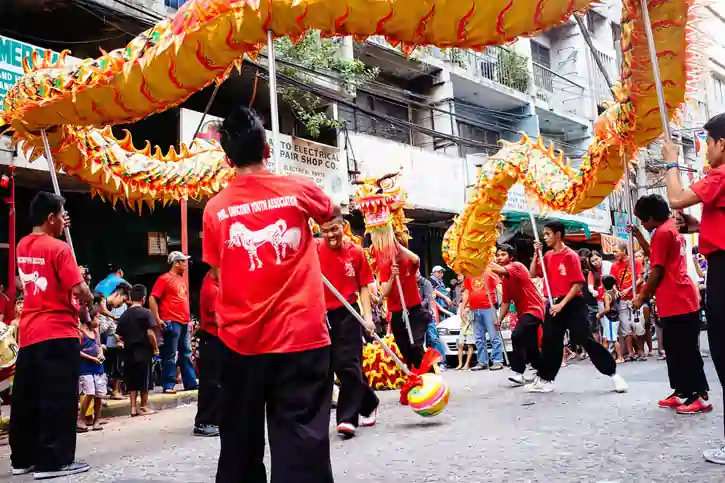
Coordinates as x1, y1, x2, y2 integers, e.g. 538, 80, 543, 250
490, 244, 545, 386
202, 106, 338, 483
459, 270, 503, 371
378, 241, 427, 369
318, 217, 379, 438
610, 243, 645, 360
194, 268, 221, 437
631, 194, 710, 413
150, 251, 197, 393
662, 116, 725, 462
10, 192, 93, 479
528, 220, 627, 394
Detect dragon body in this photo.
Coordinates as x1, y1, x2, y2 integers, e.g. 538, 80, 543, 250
443, 0, 698, 276
1, 0, 598, 208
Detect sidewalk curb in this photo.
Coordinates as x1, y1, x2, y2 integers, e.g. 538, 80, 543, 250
0, 390, 198, 432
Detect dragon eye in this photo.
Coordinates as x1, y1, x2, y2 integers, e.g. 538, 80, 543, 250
379, 178, 394, 190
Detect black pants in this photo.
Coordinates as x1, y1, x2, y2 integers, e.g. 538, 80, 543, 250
328, 306, 379, 427
390, 304, 428, 369
660, 312, 709, 396
195, 330, 222, 427
216, 343, 333, 483
706, 251, 725, 436
10, 338, 80, 471
538, 296, 616, 382
510, 314, 542, 374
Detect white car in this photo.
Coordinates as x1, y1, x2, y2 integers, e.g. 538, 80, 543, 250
436, 314, 512, 364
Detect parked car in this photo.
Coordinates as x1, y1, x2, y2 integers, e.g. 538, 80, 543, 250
436, 313, 512, 366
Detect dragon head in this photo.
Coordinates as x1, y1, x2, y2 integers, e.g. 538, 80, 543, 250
353, 171, 412, 271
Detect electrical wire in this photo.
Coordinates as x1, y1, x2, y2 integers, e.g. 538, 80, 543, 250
0, 28, 131, 45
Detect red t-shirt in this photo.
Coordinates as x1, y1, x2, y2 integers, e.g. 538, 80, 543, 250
649, 218, 700, 318
464, 272, 500, 310
317, 239, 374, 310
150, 272, 190, 324
691, 164, 725, 256
199, 273, 219, 336
378, 256, 422, 313
501, 261, 545, 320
610, 259, 643, 301
202, 171, 334, 355
543, 247, 585, 299
16, 233, 84, 347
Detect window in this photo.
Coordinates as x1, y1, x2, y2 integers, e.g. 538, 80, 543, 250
531, 42, 551, 69
164, 0, 188, 8
714, 76, 725, 106
457, 122, 501, 156
531, 42, 552, 92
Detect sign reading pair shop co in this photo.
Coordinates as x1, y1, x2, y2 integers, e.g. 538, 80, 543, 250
180, 109, 347, 206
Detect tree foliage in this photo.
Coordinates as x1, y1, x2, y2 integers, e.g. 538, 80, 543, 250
274, 33, 379, 138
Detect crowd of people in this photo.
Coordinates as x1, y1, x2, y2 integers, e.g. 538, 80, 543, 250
3, 107, 725, 481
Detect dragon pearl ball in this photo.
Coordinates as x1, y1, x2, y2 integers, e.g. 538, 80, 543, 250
407, 373, 450, 417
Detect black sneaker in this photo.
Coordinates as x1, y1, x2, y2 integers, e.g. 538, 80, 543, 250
194, 424, 220, 437
33, 461, 90, 480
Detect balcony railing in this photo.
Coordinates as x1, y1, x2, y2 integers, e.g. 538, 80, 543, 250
533, 62, 589, 119
433, 46, 530, 94
589, 48, 617, 104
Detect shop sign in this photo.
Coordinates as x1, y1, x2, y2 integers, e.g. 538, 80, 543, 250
502, 184, 611, 233
180, 109, 347, 205
148, 232, 168, 256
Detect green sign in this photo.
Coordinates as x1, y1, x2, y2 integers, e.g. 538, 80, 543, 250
0, 35, 60, 110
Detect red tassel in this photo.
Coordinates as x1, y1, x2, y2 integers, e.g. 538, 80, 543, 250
398, 348, 442, 405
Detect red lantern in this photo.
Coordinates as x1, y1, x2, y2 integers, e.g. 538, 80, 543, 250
0, 175, 8, 189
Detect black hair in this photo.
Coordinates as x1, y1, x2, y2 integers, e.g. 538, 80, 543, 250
634, 194, 670, 223
602, 274, 617, 291
92, 291, 105, 306
112, 281, 132, 297
108, 263, 122, 273
88, 305, 101, 322
14, 293, 24, 302
130, 284, 147, 302
588, 250, 602, 287
544, 220, 566, 238
704, 113, 725, 141
29, 191, 65, 227
597, 103, 607, 116
693, 245, 699, 255
220, 105, 267, 167
497, 243, 515, 258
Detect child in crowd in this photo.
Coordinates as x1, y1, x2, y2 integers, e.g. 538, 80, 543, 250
116, 284, 159, 417
8, 294, 22, 342
78, 308, 106, 432
456, 308, 475, 370
597, 275, 624, 363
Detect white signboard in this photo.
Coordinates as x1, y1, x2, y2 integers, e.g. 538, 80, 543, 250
180, 109, 347, 205
502, 184, 611, 233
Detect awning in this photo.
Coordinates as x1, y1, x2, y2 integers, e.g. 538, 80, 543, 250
502, 211, 592, 239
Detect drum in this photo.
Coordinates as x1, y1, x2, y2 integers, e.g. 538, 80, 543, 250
0, 323, 18, 369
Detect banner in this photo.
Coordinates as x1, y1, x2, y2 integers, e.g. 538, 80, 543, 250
180, 109, 348, 205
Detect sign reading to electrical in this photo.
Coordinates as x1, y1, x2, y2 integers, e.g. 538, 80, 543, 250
180, 109, 348, 205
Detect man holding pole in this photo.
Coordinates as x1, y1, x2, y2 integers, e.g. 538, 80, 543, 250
489, 244, 545, 386
527, 220, 628, 394
662, 114, 725, 463
10, 192, 94, 479
203, 105, 339, 482
317, 217, 379, 439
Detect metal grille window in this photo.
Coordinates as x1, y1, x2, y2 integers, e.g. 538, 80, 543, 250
714, 76, 725, 106
531, 42, 552, 92
164, 0, 188, 7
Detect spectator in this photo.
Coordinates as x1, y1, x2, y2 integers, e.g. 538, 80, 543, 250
150, 251, 197, 393
98, 283, 131, 400
94, 264, 127, 298
417, 272, 447, 370
430, 266, 452, 314
459, 271, 503, 371
456, 306, 475, 370
597, 275, 624, 363
194, 269, 221, 436
11, 192, 94, 479
77, 308, 106, 432
8, 294, 22, 342
117, 284, 158, 417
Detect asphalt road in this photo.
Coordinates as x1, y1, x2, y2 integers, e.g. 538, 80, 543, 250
1, 356, 724, 482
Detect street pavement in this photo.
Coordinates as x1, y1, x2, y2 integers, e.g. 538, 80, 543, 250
1, 357, 724, 482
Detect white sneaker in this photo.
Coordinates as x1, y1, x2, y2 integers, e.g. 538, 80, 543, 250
508, 372, 535, 387
524, 377, 554, 393
611, 373, 628, 393
703, 445, 725, 464
332, 384, 339, 408
11, 466, 33, 476
336, 422, 355, 438
360, 408, 377, 427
